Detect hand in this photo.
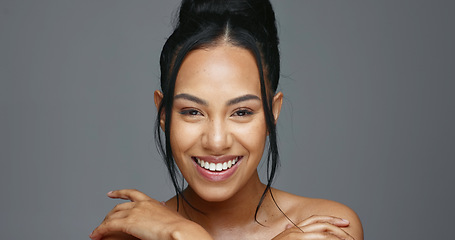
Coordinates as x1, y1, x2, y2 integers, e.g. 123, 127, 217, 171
90, 189, 212, 240
272, 215, 354, 240
99, 232, 139, 240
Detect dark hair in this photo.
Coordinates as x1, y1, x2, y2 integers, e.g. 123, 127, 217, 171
155, 0, 280, 223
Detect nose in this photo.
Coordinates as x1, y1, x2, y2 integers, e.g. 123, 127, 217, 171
201, 118, 233, 153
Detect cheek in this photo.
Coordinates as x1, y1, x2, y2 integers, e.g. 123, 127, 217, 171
170, 120, 201, 156
233, 120, 268, 157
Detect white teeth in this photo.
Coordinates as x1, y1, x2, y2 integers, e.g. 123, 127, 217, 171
216, 163, 223, 171
195, 157, 240, 172
209, 163, 216, 171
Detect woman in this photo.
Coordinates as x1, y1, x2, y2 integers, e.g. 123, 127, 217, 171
90, 0, 363, 239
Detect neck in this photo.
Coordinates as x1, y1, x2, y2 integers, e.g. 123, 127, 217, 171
178, 172, 270, 233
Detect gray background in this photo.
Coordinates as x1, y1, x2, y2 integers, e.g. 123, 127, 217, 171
1, 0, 454, 239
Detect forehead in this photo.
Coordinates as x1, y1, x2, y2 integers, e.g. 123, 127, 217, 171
174, 44, 261, 98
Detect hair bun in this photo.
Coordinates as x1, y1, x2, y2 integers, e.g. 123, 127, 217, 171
178, 0, 274, 27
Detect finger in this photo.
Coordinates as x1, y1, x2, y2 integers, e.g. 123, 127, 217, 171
111, 202, 135, 212
102, 232, 139, 240
274, 230, 343, 240
107, 189, 152, 202
299, 223, 354, 240
299, 232, 343, 239
298, 215, 350, 228
104, 209, 130, 221
103, 202, 135, 220
90, 218, 126, 240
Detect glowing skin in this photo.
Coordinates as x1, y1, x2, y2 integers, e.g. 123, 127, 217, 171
155, 44, 282, 202
93, 44, 363, 240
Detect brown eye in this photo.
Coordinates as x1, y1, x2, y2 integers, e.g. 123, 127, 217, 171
180, 109, 202, 116
232, 109, 253, 117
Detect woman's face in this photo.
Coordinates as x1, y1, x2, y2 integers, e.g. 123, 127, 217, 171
155, 44, 282, 202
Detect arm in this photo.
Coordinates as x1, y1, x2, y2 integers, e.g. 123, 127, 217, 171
90, 189, 213, 240
98, 223, 212, 240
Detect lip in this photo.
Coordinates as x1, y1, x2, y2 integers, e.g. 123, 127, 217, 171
192, 155, 243, 182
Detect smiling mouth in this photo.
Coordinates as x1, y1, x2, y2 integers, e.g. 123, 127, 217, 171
192, 156, 241, 172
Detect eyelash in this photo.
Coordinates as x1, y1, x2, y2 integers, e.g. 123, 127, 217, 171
178, 108, 254, 117
179, 109, 203, 116
232, 108, 254, 117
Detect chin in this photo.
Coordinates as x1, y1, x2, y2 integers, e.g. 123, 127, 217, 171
190, 184, 238, 203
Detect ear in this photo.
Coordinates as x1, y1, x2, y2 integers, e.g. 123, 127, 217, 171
272, 92, 283, 124
154, 90, 165, 130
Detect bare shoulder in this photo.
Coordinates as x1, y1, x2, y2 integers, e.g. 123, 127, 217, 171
271, 188, 364, 239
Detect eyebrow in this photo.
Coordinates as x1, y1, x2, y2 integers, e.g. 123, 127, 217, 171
226, 94, 261, 106
174, 93, 208, 105
173, 93, 261, 106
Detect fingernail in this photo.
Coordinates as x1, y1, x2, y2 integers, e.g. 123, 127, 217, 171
89, 233, 98, 240
107, 191, 114, 196
341, 218, 350, 223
